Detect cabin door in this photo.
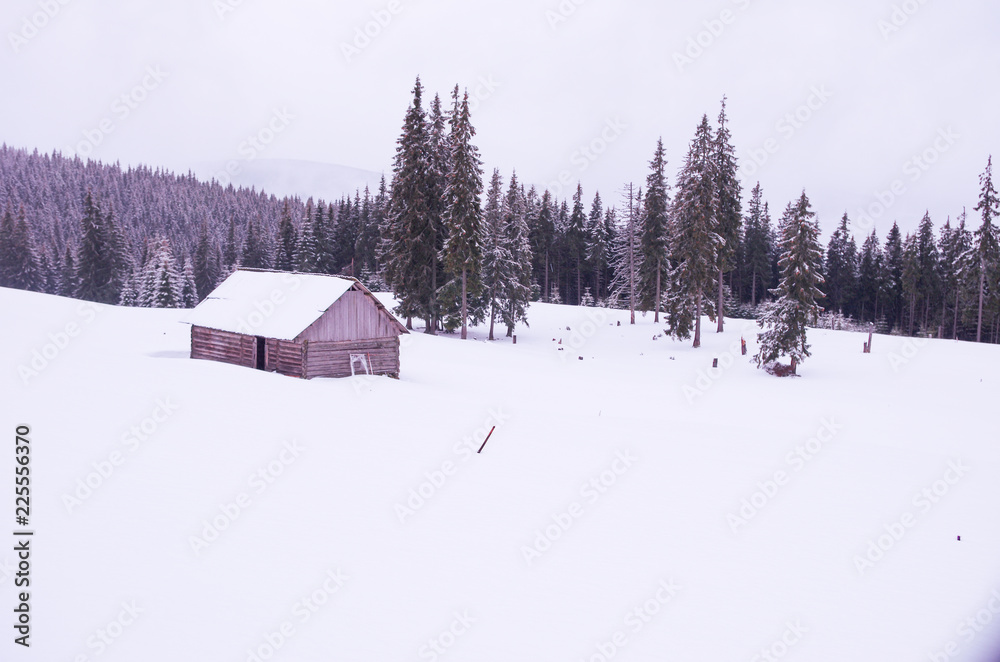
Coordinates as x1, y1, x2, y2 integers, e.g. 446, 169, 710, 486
255, 336, 266, 370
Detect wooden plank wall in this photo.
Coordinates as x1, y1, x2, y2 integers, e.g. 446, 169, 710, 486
191, 326, 257, 368
297, 290, 402, 343
303, 337, 400, 379
265, 338, 305, 377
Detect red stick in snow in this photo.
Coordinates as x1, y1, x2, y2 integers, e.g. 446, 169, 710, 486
477, 426, 496, 454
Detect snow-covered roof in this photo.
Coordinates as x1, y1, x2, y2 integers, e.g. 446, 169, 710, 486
182, 269, 358, 340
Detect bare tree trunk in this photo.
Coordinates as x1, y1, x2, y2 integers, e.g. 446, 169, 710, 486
488, 290, 496, 341
717, 268, 725, 332
693, 295, 702, 348
751, 271, 757, 308
460, 269, 468, 340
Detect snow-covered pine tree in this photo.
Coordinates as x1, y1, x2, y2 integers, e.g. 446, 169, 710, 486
566, 183, 588, 305
639, 138, 670, 322
275, 201, 297, 272
938, 212, 974, 338
972, 156, 1000, 343
383, 77, 437, 332
440, 87, 484, 340
882, 223, 904, 333
241, 216, 271, 270
529, 190, 556, 302
59, 245, 77, 297
914, 211, 941, 333
222, 216, 239, 272
181, 257, 199, 308
857, 230, 884, 324
667, 115, 721, 347
140, 237, 184, 308
0, 206, 43, 291
294, 204, 322, 274
901, 232, 920, 334
609, 184, 641, 322
193, 220, 219, 300
713, 97, 742, 332
501, 172, 533, 337
480, 169, 509, 341
587, 192, 611, 302
756, 192, 825, 374
742, 182, 772, 308
74, 191, 120, 304
824, 213, 858, 315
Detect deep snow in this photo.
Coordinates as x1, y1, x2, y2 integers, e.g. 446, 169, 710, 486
2, 286, 1000, 661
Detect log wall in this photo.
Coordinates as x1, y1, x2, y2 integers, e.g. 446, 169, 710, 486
265, 338, 305, 377
303, 337, 400, 379
191, 326, 257, 369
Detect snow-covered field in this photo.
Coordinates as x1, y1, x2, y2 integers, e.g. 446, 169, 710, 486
3, 286, 1000, 661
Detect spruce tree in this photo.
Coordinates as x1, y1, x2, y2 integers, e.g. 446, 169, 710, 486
972, 156, 1000, 343
667, 115, 721, 347
882, 223, 905, 332
610, 184, 641, 322
742, 182, 773, 308
193, 220, 218, 300
824, 213, 858, 315
587, 192, 611, 302
440, 88, 484, 340
639, 138, 670, 322
566, 183, 588, 305
275, 201, 297, 271
713, 97, 742, 331
383, 77, 437, 332
501, 172, 533, 337
74, 191, 118, 304
756, 192, 825, 373
480, 169, 509, 341
529, 190, 556, 302
857, 230, 884, 324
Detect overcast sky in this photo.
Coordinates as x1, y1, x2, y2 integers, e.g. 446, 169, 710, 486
3, 0, 998, 239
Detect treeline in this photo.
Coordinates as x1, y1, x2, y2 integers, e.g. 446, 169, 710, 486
1, 81, 999, 345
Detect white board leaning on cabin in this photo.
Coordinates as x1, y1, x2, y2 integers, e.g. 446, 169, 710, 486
182, 268, 408, 379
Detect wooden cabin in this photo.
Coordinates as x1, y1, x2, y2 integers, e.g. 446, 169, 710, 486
183, 269, 408, 379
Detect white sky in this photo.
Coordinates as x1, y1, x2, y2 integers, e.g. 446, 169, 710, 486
3, 0, 998, 238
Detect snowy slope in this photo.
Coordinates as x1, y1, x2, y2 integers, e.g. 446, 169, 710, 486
2, 286, 1000, 661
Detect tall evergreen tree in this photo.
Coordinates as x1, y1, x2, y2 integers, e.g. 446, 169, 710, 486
824, 213, 858, 315
610, 184, 641, 323
756, 192, 825, 374
972, 156, 1000, 343
501, 173, 533, 336
742, 182, 773, 308
382, 77, 437, 332
587, 192, 612, 302
882, 222, 905, 332
566, 183, 588, 305
481, 169, 509, 341
275, 201, 297, 272
440, 88, 484, 340
857, 230, 884, 324
667, 115, 721, 347
713, 97, 742, 331
639, 138, 671, 322
529, 190, 556, 302
74, 191, 120, 304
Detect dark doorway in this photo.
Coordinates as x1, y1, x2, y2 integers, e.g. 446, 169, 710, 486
255, 336, 266, 370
